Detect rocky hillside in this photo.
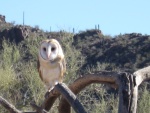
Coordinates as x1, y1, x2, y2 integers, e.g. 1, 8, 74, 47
0, 14, 150, 73
0, 14, 69, 44
73, 30, 150, 72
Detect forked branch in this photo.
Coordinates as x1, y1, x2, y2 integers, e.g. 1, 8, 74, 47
0, 96, 48, 113
0, 96, 22, 113
43, 71, 120, 112
43, 66, 150, 113
0, 66, 150, 113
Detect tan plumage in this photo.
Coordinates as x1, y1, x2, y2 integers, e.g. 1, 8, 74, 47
38, 39, 66, 91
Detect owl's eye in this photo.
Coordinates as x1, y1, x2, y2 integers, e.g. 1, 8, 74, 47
51, 47, 55, 51
43, 47, 46, 52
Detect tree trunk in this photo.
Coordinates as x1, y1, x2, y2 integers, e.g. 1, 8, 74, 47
118, 72, 137, 113
118, 66, 150, 113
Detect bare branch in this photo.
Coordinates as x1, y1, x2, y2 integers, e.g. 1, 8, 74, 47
0, 96, 39, 113
58, 71, 119, 113
133, 66, 150, 86
30, 103, 48, 113
118, 66, 150, 113
1, 66, 150, 113
118, 72, 137, 113
41, 71, 119, 112
69, 71, 119, 94
55, 83, 86, 113
0, 96, 22, 113
41, 89, 60, 111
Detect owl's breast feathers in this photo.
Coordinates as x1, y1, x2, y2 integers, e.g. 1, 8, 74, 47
37, 56, 66, 82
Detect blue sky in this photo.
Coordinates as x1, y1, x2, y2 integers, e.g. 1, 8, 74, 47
0, 0, 150, 36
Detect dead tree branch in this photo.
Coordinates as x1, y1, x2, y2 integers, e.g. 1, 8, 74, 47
58, 71, 120, 113
1, 66, 150, 113
0, 96, 45, 113
43, 67, 150, 113
118, 72, 136, 113
30, 103, 48, 113
41, 88, 60, 111
133, 66, 150, 85
43, 71, 120, 112
0, 96, 22, 113
118, 66, 150, 113
55, 83, 86, 113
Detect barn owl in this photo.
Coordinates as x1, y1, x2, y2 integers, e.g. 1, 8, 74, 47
38, 39, 66, 92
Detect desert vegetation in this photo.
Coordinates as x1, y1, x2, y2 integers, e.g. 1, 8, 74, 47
0, 15, 150, 113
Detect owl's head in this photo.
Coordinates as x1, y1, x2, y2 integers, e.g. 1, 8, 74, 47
39, 39, 64, 61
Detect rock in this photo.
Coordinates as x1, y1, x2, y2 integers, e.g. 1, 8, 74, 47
0, 15, 6, 23
0, 26, 30, 43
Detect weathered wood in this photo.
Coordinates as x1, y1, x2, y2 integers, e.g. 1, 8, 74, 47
0, 96, 22, 113
58, 67, 150, 113
30, 103, 48, 113
0, 96, 43, 113
118, 66, 150, 113
58, 71, 119, 113
1, 66, 150, 113
118, 72, 136, 113
133, 66, 150, 86
41, 89, 60, 111
41, 71, 120, 112
55, 83, 87, 113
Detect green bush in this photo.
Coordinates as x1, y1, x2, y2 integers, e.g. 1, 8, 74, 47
137, 84, 150, 113
0, 35, 84, 112
0, 35, 150, 113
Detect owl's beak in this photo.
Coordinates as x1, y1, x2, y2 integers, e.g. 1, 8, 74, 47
47, 47, 51, 59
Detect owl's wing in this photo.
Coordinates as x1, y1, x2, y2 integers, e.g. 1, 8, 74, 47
58, 58, 66, 82
62, 58, 66, 73
37, 59, 43, 81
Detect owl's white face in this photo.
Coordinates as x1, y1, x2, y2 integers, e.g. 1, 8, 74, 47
40, 40, 59, 61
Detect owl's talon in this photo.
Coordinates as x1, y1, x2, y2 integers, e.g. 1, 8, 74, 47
48, 86, 54, 92
45, 87, 54, 98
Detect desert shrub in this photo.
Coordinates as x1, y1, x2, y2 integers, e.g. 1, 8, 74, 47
61, 33, 85, 84
1, 40, 20, 67
76, 63, 119, 113
0, 40, 21, 112
0, 34, 85, 112
0, 38, 45, 112
137, 84, 150, 113
0, 34, 150, 113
